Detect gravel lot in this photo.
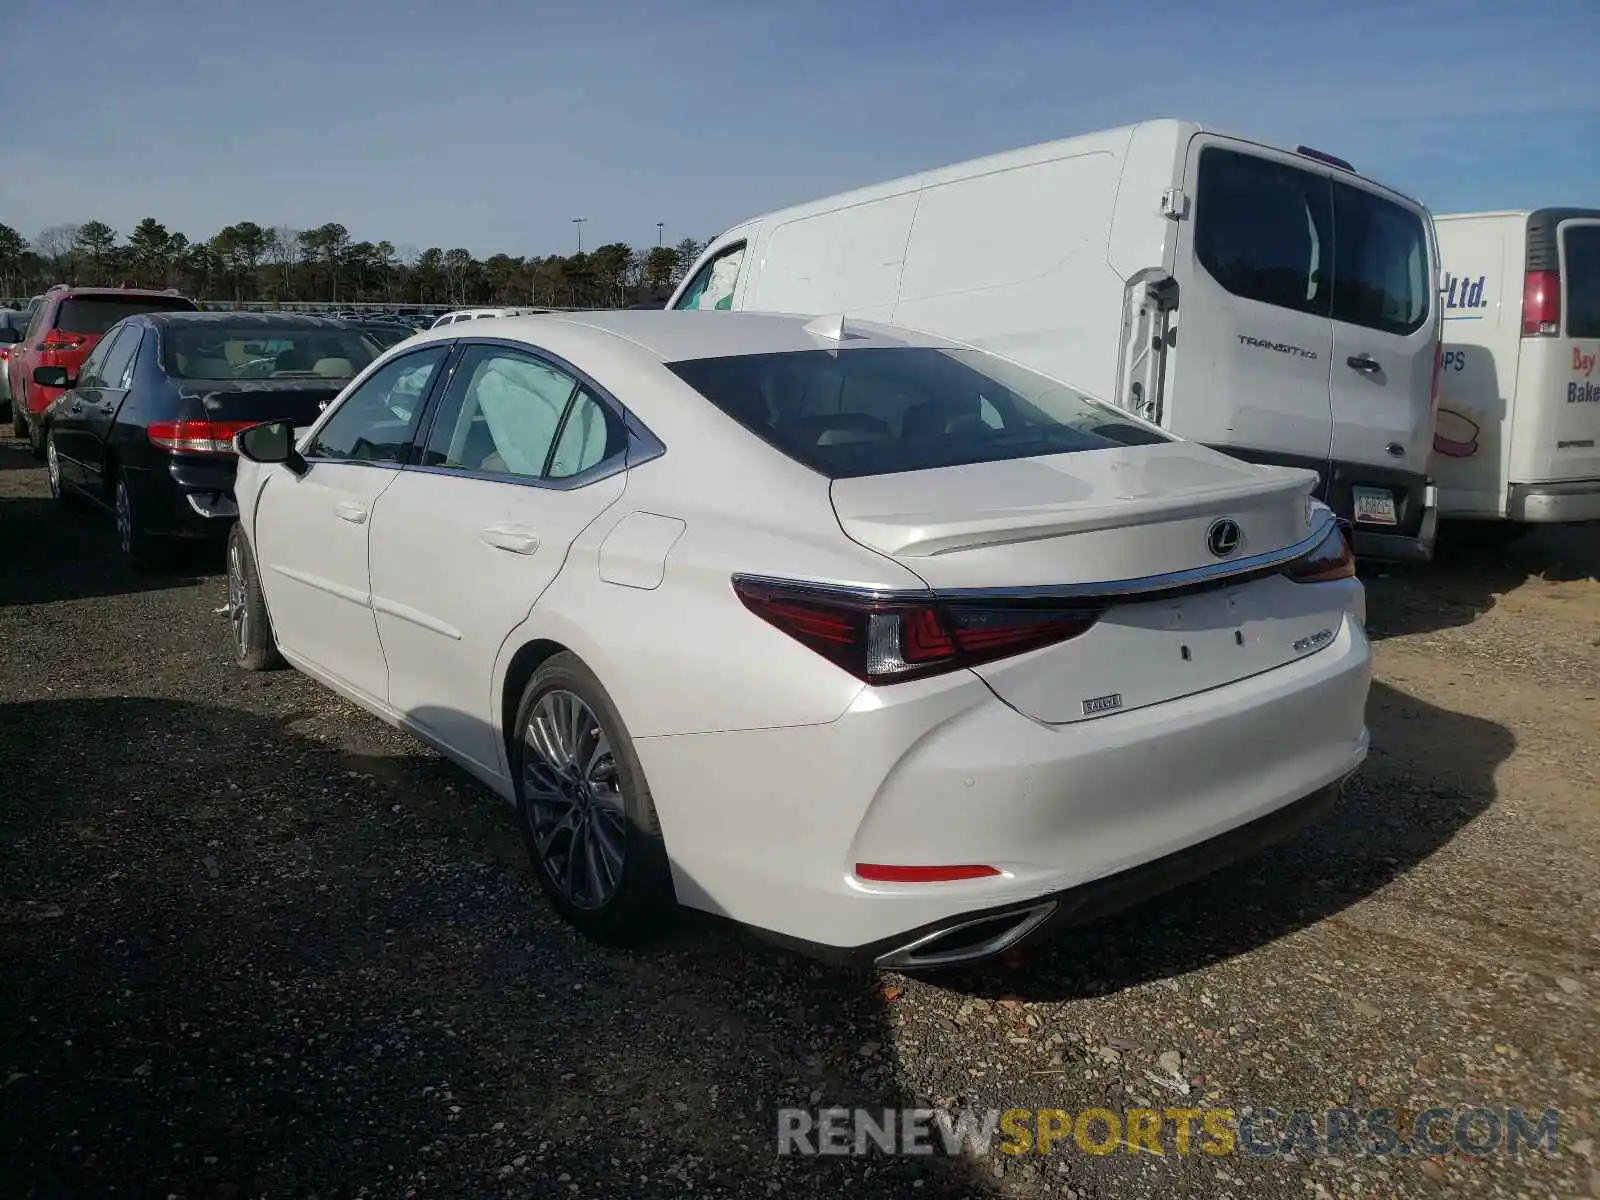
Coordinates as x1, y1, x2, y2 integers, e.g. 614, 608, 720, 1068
2, 433, 1596, 1199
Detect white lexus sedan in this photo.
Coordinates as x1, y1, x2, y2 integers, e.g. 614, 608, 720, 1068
227, 310, 1371, 969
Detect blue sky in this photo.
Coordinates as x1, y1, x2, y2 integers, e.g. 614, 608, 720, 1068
7, 0, 1598, 257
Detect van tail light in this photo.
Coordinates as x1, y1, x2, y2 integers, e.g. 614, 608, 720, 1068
1284, 520, 1356, 583
147, 419, 256, 455
1521, 269, 1561, 336
732, 576, 1101, 685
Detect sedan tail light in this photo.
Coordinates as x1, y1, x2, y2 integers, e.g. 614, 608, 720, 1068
147, 419, 257, 455
732, 576, 1101, 685
1283, 520, 1356, 583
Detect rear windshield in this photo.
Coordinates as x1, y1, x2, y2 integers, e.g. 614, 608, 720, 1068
1563, 223, 1600, 338
667, 347, 1168, 479
162, 325, 381, 380
360, 324, 413, 347
56, 295, 197, 334
1194, 147, 1430, 336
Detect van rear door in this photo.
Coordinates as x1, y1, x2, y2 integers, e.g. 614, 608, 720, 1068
1166, 138, 1335, 483
1325, 179, 1438, 529
1546, 217, 1600, 480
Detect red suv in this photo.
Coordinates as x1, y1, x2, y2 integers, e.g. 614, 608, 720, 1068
9, 285, 198, 452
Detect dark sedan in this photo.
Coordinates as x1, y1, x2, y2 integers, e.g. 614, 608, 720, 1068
346, 319, 417, 348
37, 312, 382, 563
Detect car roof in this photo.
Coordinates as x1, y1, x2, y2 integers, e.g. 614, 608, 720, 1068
408, 309, 956, 364
136, 311, 360, 329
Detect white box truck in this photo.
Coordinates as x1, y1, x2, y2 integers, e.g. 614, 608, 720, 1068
668, 119, 1443, 561
1431, 209, 1600, 536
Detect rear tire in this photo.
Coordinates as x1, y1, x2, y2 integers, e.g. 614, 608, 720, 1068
11, 404, 26, 439
112, 469, 167, 568
28, 414, 46, 458
227, 522, 282, 670
44, 428, 78, 508
512, 652, 675, 945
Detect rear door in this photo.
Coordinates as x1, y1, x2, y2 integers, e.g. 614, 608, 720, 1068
51, 328, 124, 486
1546, 218, 1600, 480
1168, 138, 1336, 480
1326, 178, 1438, 525
367, 342, 628, 777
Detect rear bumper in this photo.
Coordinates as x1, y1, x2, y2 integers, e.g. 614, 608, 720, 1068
123, 458, 239, 538
637, 611, 1371, 959
1506, 479, 1600, 523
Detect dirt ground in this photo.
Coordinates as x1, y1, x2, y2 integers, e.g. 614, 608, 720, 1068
1, 432, 1596, 1199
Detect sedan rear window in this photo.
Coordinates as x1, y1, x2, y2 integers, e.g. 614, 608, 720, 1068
163, 325, 380, 380
56, 295, 197, 334
667, 347, 1168, 479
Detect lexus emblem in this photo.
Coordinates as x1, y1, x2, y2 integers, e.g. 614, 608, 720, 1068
1206, 518, 1242, 558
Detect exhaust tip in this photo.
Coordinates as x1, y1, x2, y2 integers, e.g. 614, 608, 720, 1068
873, 901, 1057, 971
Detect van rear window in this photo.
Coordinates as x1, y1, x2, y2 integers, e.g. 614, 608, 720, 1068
667, 347, 1168, 480
1563, 224, 1600, 338
1194, 147, 1429, 336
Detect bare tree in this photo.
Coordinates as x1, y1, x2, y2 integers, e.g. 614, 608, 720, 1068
35, 224, 81, 281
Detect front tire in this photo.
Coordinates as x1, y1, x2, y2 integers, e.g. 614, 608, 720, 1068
512, 653, 674, 944
227, 522, 282, 670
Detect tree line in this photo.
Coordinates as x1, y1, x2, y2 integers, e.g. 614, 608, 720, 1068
0, 219, 713, 309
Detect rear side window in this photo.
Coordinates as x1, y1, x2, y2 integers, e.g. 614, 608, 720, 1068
1330, 182, 1429, 335
56, 295, 197, 334
1195, 148, 1330, 317
1563, 223, 1600, 338
667, 347, 1167, 480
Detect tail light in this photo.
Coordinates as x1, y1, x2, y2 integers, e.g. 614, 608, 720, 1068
147, 419, 257, 455
731, 576, 1101, 685
1521, 270, 1561, 336
1284, 520, 1355, 583
38, 328, 87, 365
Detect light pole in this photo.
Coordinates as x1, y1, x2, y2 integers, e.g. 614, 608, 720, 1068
572, 217, 587, 254
656, 221, 665, 247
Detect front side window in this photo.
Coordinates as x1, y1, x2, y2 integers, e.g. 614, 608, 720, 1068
1194, 147, 1331, 317
1562, 223, 1600, 338
674, 244, 745, 310
75, 327, 122, 389
667, 346, 1167, 479
306, 346, 449, 464
1330, 182, 1430, 336
99, 327, 143, 388
420, 346, 594, 479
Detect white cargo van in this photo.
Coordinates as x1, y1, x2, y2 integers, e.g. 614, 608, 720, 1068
669, 119, 1443, 560
1431, 209, 1600, 533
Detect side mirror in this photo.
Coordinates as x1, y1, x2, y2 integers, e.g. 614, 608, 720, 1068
33, 365, 74, 389
236, 419, 307, 476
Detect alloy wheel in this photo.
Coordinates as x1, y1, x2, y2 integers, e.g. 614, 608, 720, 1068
522, 688, 627, 910
115, 480, 133, 556
45, 434, 60, 497
227, 540, 249, 656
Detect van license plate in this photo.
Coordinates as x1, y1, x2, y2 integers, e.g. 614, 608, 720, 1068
1352, 487, 1398, 525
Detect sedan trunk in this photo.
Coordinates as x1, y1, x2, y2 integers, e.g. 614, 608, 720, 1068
183, 380, 347, 428
830, 442, 1349, 723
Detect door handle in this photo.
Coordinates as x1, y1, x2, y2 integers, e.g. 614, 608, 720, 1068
1346, 353, 1381, 374
97, 401, 114, 413
334, 501, 368, 524
479, 524, 540, 554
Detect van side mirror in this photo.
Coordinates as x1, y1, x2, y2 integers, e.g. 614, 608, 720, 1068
236, 419, 307, 475
33, 365, 73, 389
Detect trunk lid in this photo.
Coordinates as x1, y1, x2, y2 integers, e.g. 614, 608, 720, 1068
830, 442, 1349, 723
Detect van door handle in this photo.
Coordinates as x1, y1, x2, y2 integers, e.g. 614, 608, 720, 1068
479, 524, 540, 554
334, 501, 368, 524
1346, 353, 1381, 374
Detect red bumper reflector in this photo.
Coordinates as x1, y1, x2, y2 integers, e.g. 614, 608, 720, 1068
855, 863, 1001, 883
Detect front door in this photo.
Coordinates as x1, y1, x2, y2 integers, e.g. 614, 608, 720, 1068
252, 345, 452, 704
368, 342, 628, 777
1168, 137, 1336, 484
